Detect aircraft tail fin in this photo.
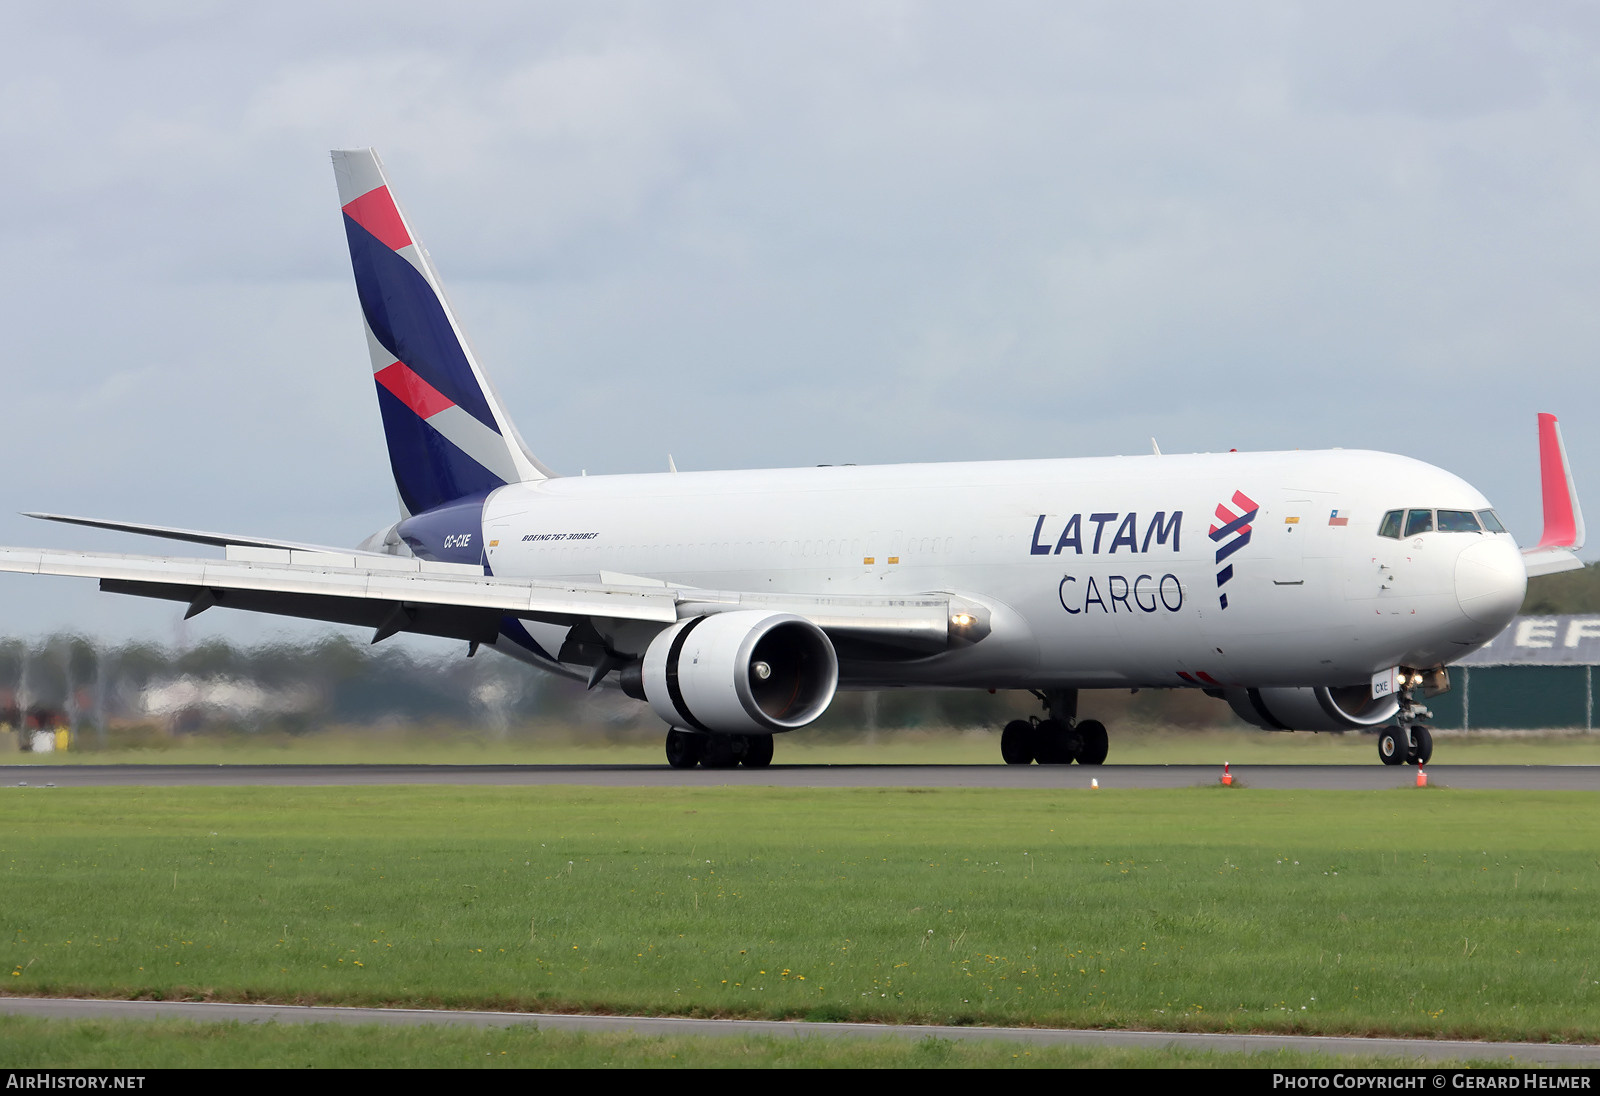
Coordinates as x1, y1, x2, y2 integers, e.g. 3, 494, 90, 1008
330, 148, 551, 518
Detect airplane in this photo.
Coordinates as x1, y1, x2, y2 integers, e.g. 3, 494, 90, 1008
0, 149, 1584, 769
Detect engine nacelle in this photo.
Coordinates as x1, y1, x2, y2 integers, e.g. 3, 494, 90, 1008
1223, 685, 1399, 732
635, 611, 839, 734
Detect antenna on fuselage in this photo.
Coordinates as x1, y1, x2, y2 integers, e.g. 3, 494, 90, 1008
1151, 438, 1162, 456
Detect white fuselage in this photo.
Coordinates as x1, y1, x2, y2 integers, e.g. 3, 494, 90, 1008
474, 448, 1526, 691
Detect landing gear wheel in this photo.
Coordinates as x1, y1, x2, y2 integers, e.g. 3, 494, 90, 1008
1001, 720, 1036, 765
1409, 724, 1433, 766
701, 736, 740, 769
665, 729, 705, 769
741, 735, 774, 768
1077, 720, 1109, 766
1378, 726, 1409, 766
1034, 718, 1079, 765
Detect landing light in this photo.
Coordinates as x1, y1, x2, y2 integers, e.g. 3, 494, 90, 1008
951, 613, 976, 628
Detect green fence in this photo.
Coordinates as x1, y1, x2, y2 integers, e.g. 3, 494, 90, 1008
1427, 665, 1595, 730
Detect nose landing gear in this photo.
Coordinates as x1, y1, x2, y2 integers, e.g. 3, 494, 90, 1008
1378, 680, 1434, 766
1001, 689, 1109, 766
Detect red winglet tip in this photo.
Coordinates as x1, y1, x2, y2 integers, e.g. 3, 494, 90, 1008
1537, 413, 1578, 549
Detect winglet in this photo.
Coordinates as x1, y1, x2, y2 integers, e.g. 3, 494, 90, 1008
1536, 413, 1585, 550
1522, 413, 1587, 577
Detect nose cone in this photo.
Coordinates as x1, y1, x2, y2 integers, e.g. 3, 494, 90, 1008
1456, 538, 1527, 628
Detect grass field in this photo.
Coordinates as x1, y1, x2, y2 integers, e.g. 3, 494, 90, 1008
2, 784, 1598, 1050
8, 724, 1600, 766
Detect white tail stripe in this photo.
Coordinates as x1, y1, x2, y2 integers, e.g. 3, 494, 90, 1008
424, 404, 524, 486
363, 323, 392, 374
392, 241, 431, 283
364, 315, 520, 484
330, 151, 387, 208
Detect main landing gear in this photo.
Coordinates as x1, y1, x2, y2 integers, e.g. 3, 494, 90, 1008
664, 728, 774, 770
1377, 678, 1434, 767
1001, 689, 1108, 766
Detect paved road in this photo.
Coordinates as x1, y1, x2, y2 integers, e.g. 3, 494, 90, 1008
0, 997, 1592, 1064
3, 763, 1599, 789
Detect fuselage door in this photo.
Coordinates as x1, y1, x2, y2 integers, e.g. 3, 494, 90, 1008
485, 518, 514, 572
1273, 499, 1309, 587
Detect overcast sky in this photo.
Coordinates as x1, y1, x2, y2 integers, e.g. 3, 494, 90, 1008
0, 1, 1595, 648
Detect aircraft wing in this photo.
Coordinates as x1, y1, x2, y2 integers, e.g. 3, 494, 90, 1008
1522, 545, 1585, 577
0, 546, 961, 652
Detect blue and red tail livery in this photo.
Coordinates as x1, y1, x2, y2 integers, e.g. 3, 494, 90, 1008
331, 149, 548, 518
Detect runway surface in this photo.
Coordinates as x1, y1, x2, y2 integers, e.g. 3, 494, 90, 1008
3, 763, 1599, 789
1, 997, 1594, 1064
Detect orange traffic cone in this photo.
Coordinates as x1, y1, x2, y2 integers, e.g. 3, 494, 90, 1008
1221, 762, 1233, 787
1416, 768, 1427, 788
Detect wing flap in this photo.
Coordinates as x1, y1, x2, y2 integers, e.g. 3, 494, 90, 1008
0, 547, 681, 629
97, 578, 507, 644
678, 591, 954, 651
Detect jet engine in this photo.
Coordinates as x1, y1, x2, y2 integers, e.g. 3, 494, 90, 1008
1222, 685, 1399, 732
626, 611, 839, 734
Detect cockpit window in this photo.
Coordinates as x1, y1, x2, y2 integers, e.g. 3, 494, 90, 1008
1404, 509, 1434, 537
1383, 508, 1503, 538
